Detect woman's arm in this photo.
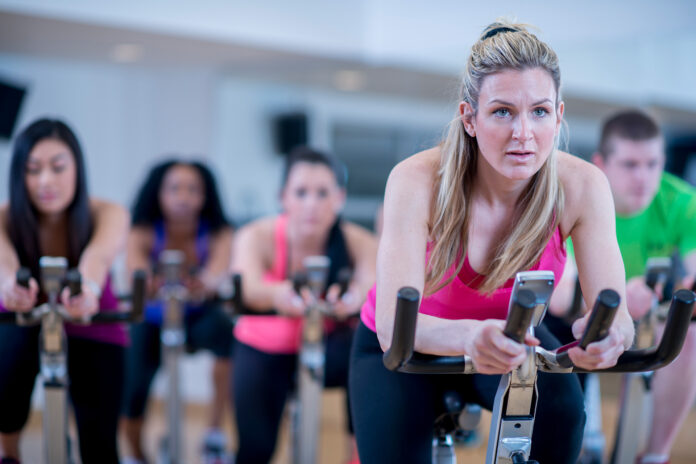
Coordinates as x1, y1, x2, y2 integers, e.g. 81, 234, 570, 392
374, 150, 532, 374
0, 205, 20, 284
79, 199, 130, 286
328, 222, 377, 316
231, 219, 303, 316
560, 154, 635, 367
60, 199, 129, 317
0, 205, 38, 310
198, 226, 234, 294
125, 225, 158, 296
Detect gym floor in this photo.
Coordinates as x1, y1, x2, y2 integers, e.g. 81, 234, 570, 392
18, 374, 696, 463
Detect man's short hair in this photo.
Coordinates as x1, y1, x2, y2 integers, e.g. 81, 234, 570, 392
598, 110, 661, 159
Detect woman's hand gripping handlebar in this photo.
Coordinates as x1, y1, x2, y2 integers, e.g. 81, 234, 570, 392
0, 266, 146, 325
383, 286, 696, 375
227, 266, 352, 318
292, 267, 354, 319
382, 287, 536, 374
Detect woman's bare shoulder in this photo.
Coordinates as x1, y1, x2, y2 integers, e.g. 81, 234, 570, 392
387, 147, 440, 203
89, 197, 129, 222
557, 151, 612, 235
235, 215, 276, 245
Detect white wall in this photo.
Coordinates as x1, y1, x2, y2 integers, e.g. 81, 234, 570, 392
0, 54, 216, 208
211, 76, 452, 223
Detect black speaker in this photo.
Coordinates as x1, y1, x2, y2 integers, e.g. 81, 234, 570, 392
273, 112, 308, 155
0, 78, 27, 140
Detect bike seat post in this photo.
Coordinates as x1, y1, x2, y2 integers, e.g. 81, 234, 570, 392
39, 256, 70, 464
159, 249, 186, 464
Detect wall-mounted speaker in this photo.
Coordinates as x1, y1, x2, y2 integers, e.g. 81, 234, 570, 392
0, 78, 27, 140
273, 112, 308, 155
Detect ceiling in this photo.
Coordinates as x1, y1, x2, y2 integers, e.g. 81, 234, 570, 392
1, 3, 696, 131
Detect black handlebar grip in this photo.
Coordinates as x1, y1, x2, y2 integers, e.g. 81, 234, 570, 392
130, 269, 147, 322
580, 289, 695, 373
383, 286, 420, 371
66, 269, 82, 297
655, 289, 694, 362
579, 289, 620, 350
337, 267, 352, 297
566, 278, 584, 321
292, 272, 307, 295
646, 268, 669, 292
502, 289, 536, 344
232, 273, 243, 314
16, 268, 31, 288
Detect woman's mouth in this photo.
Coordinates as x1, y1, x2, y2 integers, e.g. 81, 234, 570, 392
37, 193, 59, 203
505, 150, 535, 161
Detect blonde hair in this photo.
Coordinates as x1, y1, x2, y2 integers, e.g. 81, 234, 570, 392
426, 20, 565, 295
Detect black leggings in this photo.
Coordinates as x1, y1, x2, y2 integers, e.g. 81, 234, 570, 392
233, 323, 355, 464
349, 321, 586, 464
0, 325, 125, 464
122, 304, 234, 418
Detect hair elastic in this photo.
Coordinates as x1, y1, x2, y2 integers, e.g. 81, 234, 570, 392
482, 26, 517, 40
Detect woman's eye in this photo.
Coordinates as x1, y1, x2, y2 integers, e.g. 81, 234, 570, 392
318, 188, 329, 199
26, 166, 41, 175
296, 188, 307, 198
52, 164, 66, 173
494, 108, 510, 117
533, 108, 548, 117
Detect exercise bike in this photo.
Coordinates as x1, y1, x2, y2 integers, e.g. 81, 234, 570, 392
383, 270, 695, 464
229, 255, 351, 464
610, 256, 696, 464
0, 256, 145, 464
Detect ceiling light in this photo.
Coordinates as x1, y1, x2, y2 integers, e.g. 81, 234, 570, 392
333, 70, 367, 92
110, 44, 143, 63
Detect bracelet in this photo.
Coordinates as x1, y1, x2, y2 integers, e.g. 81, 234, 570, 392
83, 278, 102, 299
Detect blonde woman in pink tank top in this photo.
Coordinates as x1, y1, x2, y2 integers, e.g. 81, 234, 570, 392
349, 21, 635, 464
231, 147, 377, 464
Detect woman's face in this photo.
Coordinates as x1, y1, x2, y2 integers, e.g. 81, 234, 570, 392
159, 164, 205, 223
24, 138, 78, 216
461, 67, 563, 182
281, 162, 345, 236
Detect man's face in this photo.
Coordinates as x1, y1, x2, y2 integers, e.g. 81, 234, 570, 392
594, 136, 665, 215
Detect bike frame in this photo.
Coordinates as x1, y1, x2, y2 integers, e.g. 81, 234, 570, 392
0, 257, 144, 464
383, 278, 695, 464
157, 250, 188, 464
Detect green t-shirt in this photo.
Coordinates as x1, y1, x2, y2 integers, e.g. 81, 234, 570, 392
616, 173, 696, 278
567, 173, 696, 278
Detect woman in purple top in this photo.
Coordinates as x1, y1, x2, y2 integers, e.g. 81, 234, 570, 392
0, 118, 130, 464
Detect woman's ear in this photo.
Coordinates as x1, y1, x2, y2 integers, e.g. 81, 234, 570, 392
459, 101, 476, 137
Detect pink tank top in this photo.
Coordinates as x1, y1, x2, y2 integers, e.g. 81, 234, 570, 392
360, 227, 567, 332
234, 215, 323, 354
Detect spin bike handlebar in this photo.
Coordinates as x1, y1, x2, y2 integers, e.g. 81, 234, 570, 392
0, 267, 146, 325
229, 267, 353, 318
383, 287, 695, 375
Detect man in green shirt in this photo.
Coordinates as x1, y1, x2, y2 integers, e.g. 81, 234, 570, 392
551, 110, 696, 464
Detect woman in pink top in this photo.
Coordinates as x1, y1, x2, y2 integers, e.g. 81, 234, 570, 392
0, 118, 129, 464
232, 146, 377, 464
349, 21, 635, 464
